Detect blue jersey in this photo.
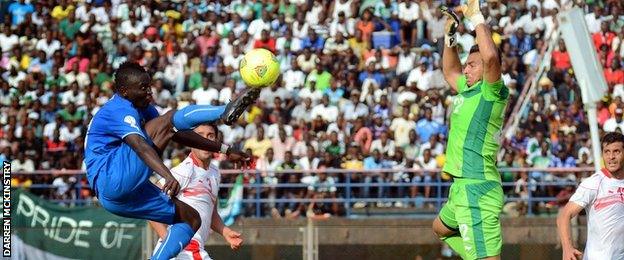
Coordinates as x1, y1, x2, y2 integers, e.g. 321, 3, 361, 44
84, 94, 159, 192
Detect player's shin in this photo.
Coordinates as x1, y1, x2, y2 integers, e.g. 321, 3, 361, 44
151, 222, 194, 260
441, 234, 467, 259
172, 105, 226, 131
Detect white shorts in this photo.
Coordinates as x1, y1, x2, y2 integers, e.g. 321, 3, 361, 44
154, 238, 213, 260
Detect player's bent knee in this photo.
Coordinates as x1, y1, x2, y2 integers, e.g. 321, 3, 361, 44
173, 199, 201, 231
145, 110, 176, 150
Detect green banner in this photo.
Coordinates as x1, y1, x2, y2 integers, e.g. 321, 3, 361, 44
11, 189, 145, 260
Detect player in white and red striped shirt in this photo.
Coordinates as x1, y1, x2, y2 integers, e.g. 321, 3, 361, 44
557, 132, 624, 260
150, 124, 243, 260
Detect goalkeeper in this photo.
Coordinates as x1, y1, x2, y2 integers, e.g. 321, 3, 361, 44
431, 1, 508, 260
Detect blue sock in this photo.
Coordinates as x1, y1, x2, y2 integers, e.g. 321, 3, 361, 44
151, 223, 194, 260
172, 105, 226, 131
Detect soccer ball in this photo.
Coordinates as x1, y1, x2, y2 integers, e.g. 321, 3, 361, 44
239, 48, 280, 88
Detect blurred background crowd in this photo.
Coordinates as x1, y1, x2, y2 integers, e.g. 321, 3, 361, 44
2, 0, 624, 217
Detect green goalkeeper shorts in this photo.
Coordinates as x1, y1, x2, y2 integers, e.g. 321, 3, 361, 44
439, 178, 504, 259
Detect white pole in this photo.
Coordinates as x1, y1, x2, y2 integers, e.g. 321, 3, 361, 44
586, 103, 602, 173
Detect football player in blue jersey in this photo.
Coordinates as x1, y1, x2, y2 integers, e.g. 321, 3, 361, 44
84, 62, 256, 260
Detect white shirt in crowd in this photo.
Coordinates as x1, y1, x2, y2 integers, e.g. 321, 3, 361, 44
585, 13, 603, 34
569, 169, 624, 260
59, 125, 82, 143
192, 87, 219, 105
398, 2, 419, 22
370, 139, 396, 157
247, 18, 270, 40
282, 69, 306, 91
406, 68, 434, 91
390, 117, 416, 147
396, 52, 417, 76
310, 103, 339, 122
0, 32, 18, 53
603, 118, 624, 133
516, 13, 544, 35
36, 38, 61, 58
218, 124, 244, 144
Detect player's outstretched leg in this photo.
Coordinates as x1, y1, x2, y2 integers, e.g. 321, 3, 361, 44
171, 87, 261, 131
172, 104, 226, 131
221, 87, 260, 125
151, 198, 201, 260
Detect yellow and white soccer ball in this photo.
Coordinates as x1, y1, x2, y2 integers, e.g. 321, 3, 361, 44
239, 48, 280, 88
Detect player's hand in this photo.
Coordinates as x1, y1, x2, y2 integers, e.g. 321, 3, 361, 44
162, 177, 181, 197
562, 246, 582, 260
223, 227, 243, 250
226, 148, 251, 168
457, 0, 485, 27
440, 5, 459, 47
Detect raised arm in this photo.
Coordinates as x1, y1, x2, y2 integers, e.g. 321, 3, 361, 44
556, 202, 584, 260
124, 134, 180, 196
440, 6, 462, 91
461, 0, 501, 83
474, 24, 501, 83
172, 130, 249, 162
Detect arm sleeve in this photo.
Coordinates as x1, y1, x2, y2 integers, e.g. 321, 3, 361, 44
108, 108, 146, 140
569, 180, 598, 208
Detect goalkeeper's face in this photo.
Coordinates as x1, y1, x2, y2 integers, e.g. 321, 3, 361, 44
463, 52, 484, 86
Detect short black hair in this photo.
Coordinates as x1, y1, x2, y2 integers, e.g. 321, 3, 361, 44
198, 122, 218, 133
601, 132, 624, 147
469, 45, 480, 54
468, 45, 501, 63
114, 62, 149, 92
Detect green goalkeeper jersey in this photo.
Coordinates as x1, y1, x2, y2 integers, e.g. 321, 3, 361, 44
442, 75, 509, 182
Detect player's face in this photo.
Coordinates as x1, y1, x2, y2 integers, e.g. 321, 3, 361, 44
123, 74, 152, 108
463, 52, 484, 86
192, 125, 217, 161
603, 142, 624, 173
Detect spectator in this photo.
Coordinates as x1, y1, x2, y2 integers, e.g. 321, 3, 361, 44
362, 149, 385, 207
271, 128, 295, 161
593, 21, 617, 52
253, 30, 276, 53
0, 0, 610, 212
370, 131, 395, 157
310, 94, 339, 123
256, 148, 281, 213
390, 107, 416, 147
8, 0, 35, 26
306, 166, 339, 218
416, 108, 442, 144
513, 171, 537, 216
243, 127, 272, 158
412, 148, 437, 208
11, 152, 35, 172
603, 108, 624, 132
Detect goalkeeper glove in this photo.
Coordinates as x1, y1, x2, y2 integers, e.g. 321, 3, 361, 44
440, 5, 459, 48
460, 0, 485, 28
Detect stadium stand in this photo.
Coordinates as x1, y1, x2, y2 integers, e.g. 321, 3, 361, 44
2, 0, 623, 218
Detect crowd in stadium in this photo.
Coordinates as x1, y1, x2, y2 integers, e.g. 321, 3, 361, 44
2, 0, 624, 217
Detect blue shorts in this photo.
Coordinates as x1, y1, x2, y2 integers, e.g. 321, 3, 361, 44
94, 143, 176, 224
